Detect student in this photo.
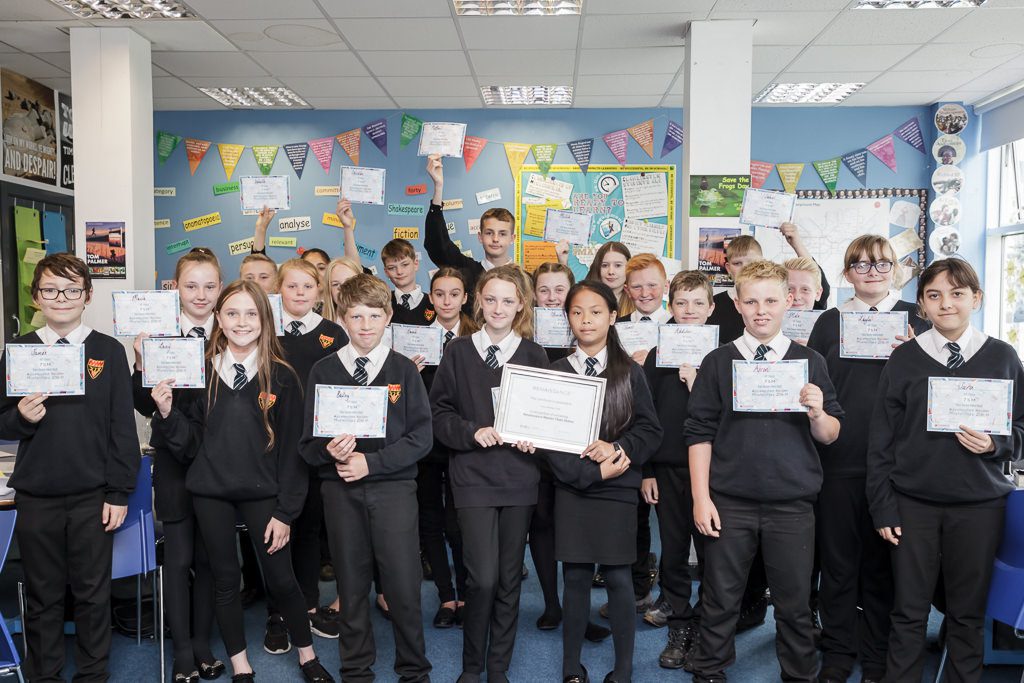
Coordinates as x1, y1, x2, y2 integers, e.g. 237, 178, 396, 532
424, 155, 515, 312
430, 264, 549, 683
151, 280, 333, 683
299, 273, 433, 683
382, 238, 435, 326
561, 241, 632, 316
619, 253, 671, 364
131, 249, 222, 682
533, 261, 576, 363
241, 252, 279, 295
302, 249, 331, 278
686, 260, 843, 683
322, 256, 365, 325
807, 236, 928, 683
640, 270, 715, 670
251, 203, 339, 278
0, 253, 140, 683
867, 258, 1023, 683
784, 256, 823, 312
538, 280, 662, 683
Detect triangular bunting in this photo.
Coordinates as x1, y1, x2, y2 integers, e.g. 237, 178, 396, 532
660, 121, 683, 158
463, 135, 487, 172
309, 136, 334, 175
251, 145, 279, 175
812, 157, 840, 195
399, 113, 423, 149
776, 163, 805, 194
567, 138, 593, 174
867, 134, 897, 172
749, 160, 775, 189
362, 118, 388, 157
627, 119, 655, 158
185, 138, 212, 176
283, 142, 309, 178
336, 128, 361, 166
603, 129, 629, 165
156, 131, 182, 165
841, 150, 869, 186
503, 142, 532, 179
532, 143, 557, 175
894, 117, 926, 155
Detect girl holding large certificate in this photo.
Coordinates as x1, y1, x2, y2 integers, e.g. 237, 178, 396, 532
866, 259, 1024, 683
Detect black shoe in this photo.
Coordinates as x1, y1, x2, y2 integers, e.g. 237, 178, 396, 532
563, 666, 588, 683
682, 623, 701, 673
659, 625, 689, 669
174, 673, 200, 683
299, 657, 335, 683
421, 552, 433, 581
195, 658, 225, 680
584, 621, 611, 642
433, 605, 457, 628
263, 614, 291, 655
230, 675, 254, 683
310, 606, 340, 639
487, 672, 509, 683
861, 677, 882, 683
735, 595, 768, 634
643, 593, 673, 628
455, 604, 465, 628
537, 608, 562, 630
455, 672, 479, 683
319, 562, 334, 583
602, 673, 624, 683
592, 569, 606, 587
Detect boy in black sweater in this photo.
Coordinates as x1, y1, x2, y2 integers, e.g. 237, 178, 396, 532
382, 238, 436, 326
0, 253, 140, 681
299, 274, 433, 683
686, 260, 843, 683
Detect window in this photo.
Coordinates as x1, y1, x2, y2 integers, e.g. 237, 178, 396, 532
997, 140, 1024, 228
987, 141, 1024, 355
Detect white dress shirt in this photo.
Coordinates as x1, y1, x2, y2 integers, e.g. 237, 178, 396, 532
281, 308, 322, 336
213, 348, 259, 386
395, 285, 425, 310
36, 323, 91, 345
338, 341, 391, 385
733, 329, 792, 361
181, 312, 214, 339
629, 308, 671, 324
840, 290, 900, 313
568, 346, 608, 376
471, 329, 521, 367
915, 324, 987, 365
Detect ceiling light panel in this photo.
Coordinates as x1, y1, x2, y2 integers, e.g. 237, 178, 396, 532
454, 1, 582, 16
198, 86, 309, 108
481, 85, 573, 105
753, 82, 865, 104
48, 0, 194, 19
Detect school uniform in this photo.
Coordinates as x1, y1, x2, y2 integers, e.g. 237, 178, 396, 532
430, 330, 548, 679
390, 286, 436, 327
685, 331, 843, 683
424, 202, 506, 314
806, 292, 929, 681
866, 326, 1024, 683
0, 324, 140, 682
300, 343, 433, 682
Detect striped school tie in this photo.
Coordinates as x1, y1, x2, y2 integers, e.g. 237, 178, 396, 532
869, 306, 878, 312
232, 363, 247, 390
753, 344, 770, 361
287, 321, 303, 336
945, 342, 965, 370
353, 357, 369, 385
401, 293, 412, 310
484, 345, 500, 370
443, 330, 455, 348
640, 315, 651, 322
584, 356, 599, 377
189, 326, 206, 339
55, 337, 69, 345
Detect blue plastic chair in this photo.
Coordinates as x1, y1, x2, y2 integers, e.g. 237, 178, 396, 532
0, 510, 24, 682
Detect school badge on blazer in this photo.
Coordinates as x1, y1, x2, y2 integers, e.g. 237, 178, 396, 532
388, 384, 401, 404
318, 334, 334, 349
86, 358, 105, 379
258, 392, 277, 409
424, 309, 436, 322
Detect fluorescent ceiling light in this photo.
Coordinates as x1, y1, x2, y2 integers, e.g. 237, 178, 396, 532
454, 1, 582, 16
481, 85, 573, 106
199, 87, 309, 109
854, 1, 986, 8
48, 0, 193, 19
754, 82, 865, 104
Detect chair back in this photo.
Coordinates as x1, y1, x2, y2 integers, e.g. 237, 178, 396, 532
111, 455, 156, 580
986, 489, 1024, 629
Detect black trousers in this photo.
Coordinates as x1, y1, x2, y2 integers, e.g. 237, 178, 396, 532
162, 515, 216, 667
884, 494, 1005, 683
692, 495, 817, 683
632, 495, 652, 597
417, 460, 466, 604
322, 479, 430, 683
818, 476, 893, 678
268, 468, 323, 615
192, 496, 313, 656
652, 464, 704, 627
528, 475, 559, 614
16, 489, 112, 683
458, 505, 534, 676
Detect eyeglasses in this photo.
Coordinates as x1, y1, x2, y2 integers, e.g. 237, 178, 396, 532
37, 287, 85, 300
849, 261, 893, 274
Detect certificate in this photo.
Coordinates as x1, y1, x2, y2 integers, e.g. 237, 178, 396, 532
495, 364, 606, 454
839, 311, 907, 359
615, 321, 659, 355
141, 337, 206, 388
239, 175, 291, 212
534, 307, 574, 348
391, 324, 443, 366
266, 293, 285, 336
417, 122, 467, 158
732, 359, 808, 413
112, 290, 181, 337
927, 377, 1014, 436
6, 343, 85, 396
543, 210, 592, 244
656, 324, 719, 368
782, 309, 825, 345
340, 166, 386, 205
739, 188, 796, 228
313, 385, 388, 438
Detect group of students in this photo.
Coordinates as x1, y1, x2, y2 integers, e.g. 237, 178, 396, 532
0, 152, 1020, 683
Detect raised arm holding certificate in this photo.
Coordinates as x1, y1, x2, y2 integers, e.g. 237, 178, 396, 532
340, 166, 386, 205
739, 188, 796, 228
656, 324, 719, 368
239, 175, 291, 212
313, 385, 388, 438
840, 311, 907, 359
615, 321, 659, 355
112, 290, 181, 337
141, 337, 206, 388
732, 359, 808, 412
416, 122, 467, 158
6, 343, 85, 396
543, 210, 593, 245
782, 309, 825, 345
534, 308, 573, 348
391, 324, 443, 365
927, 377, 1014, 436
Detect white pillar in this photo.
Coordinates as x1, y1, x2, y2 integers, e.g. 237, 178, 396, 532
681, 20, 754, 268
69, 27, 154, 334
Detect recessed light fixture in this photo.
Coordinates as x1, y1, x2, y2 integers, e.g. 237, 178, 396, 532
854, 0, 986, 8
481, 85, 573, 106
454, 1, 582, 16
199, 87, 309, 109
754, 82, 865, 104
47, 0, 194, 19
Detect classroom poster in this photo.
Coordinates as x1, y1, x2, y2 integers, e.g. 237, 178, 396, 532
698, 227, 741, 287
57, 91, 73, 190
1, 69, 58, 186
85, 221, 127, 279
689, 175, 749, 217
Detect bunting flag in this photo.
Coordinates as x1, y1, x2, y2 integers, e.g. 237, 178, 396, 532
309, 136, 334, 175
841, 149, 868, 186
156, 131, 182, 165
532, 143, 557, 175
362, 118, 388, 156
867, 134, 897, 172
660, 121, 683, 158
185, 138, 212, 176
776, 163, 805, 194
894, 117, 926, 155
463, 135, 487, 172
812, 157, 840, 194
567, 138, 593, 174
283, 142, 309, 178
251, 145, 279, 175
749, 160, 775, 189
627, 119, 655, 158
503, 142, 532, 178
399, 113, 423, 148
336, 128, 361, 166
603, 129, 629, 165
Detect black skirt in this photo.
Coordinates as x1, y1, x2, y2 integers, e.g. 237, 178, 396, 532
554, 486, 637, 566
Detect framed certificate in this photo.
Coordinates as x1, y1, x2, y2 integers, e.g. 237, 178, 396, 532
416, 122, 468, 158
782, 309, 825, 345
340, 166, 386, 205
239, 175, 291, 212
391, 324, 443, 365
6, 343, 86, 396
141, 337, 206, 388
616, 321, 659, 355
656, 324, 719, 368
495, 364, 606, 454
266, 293, 285, 336
534, 307, 574, 348
312, 384, 388, 438
840, 311, 907, 359
732, 359, 808, 413
927, 377, 1014, 436
112, 290, 181, 337
739, 188, 796, 228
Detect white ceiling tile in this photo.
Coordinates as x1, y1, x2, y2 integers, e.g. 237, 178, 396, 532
586, 0, 715, 14
751, 73, 775, 93
572, 95, 663, 107
153, 97, 227, 110
932, 8, 1024, 44
0, 21, 87, 52
2, 0, 80, 20
948, 90, 1002, 104
752, 45, 803, 72
982, 0, 1024, 6
361, 51, 470, 77
182, 76, 284, 88
36, 52, 71, 71
378, 75, 478, 97
152, 51, 269, 78
788, 44, 919, 72
338, 18, 459, 51
153, 76, 200, 98
276, 75, 387, 97
956, 67, 1024, 92
124, 21, 238, 51
576, 73, 675, 96
478, 76, 573, 87
894, 42, 1024, 71
777, 70, 879, 83
713, 0, 850, 9
319, 0, 454, 18
460, 16, 580, 50
814, 9, 967, 46
210, 19, 345, 51
34, 77, 72, 92
153, 63, 170, 76
249, 51, 367, 77
859, 69, 978, 93
0, 51, 67, 78
470, 49, 575, 77
837, 92, 944, 106
582, 13, 689, 48
185, 0, 324, 20
579, 47, 684, 75
0, 42, 18, 53
711, 11, 839, 46
304, 96, 397, 108
661, 95, 686, 107
396, 96, 483, 108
